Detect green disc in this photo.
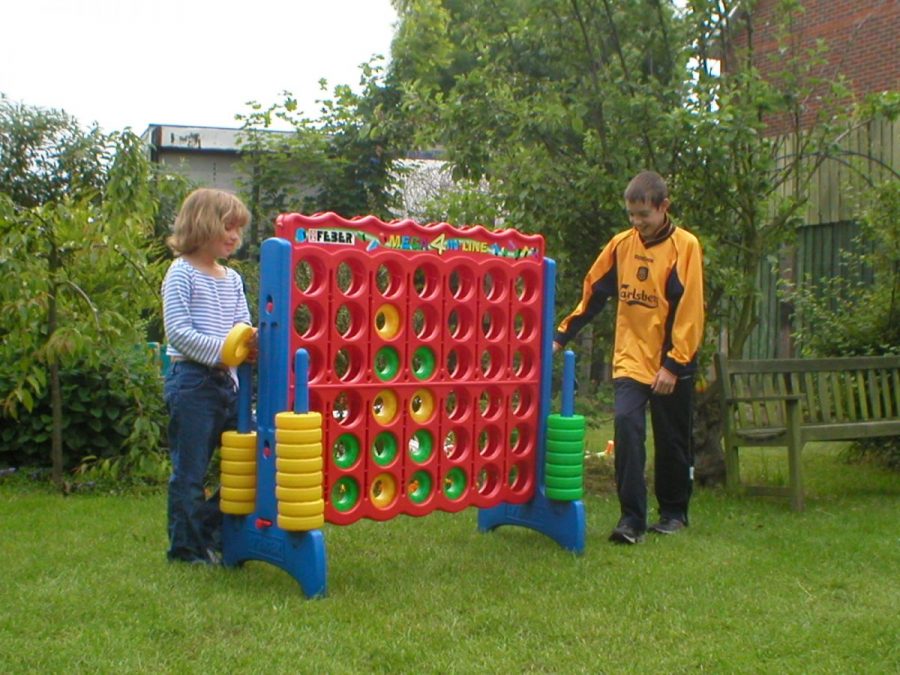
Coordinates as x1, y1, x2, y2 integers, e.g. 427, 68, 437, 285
411, 346, 437, 380
545, 474, 583, 490
546, 427, 585, 442
331, 476, 360, 512
332, 433, 361, 469
546, 414, 585, 431
546, 439, 584, 454
546, 487, 583, 501
408, 470, 433, 504
372, 431, 398, 466
544, 451, 585, 466
374, 346, 400, 381
443, 467, 467, 500
545, 462, 583, 478
408, 429, 434, 463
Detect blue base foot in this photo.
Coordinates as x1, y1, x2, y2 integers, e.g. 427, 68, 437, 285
223, 515, 327, 598
477, 492, 585, 553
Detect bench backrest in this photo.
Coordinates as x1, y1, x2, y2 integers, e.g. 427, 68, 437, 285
714, 354, 900, 430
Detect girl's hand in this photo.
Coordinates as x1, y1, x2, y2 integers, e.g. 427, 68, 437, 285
246, 327, 259, 363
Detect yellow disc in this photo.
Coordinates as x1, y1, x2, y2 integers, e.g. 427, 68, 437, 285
221, 486, 256, 502
221, 472, 256, 489
409, 389, 435, 424
277, 442, 322, 460
374, 303, 401, 340
220, 459, 256, 475
369, 472, 398, 509
277, 513, 324, 531
221, 499, 254, 515
275, 411, 323, 430
276, 471, 323, 488
221, 431, 256, 449
220, 446, 255, 462
278, 499, 325, 517
275, 428, 322, 444
221, 323, 254, 367
372, 389, 398, 425
276, 456, 323, 473
276, 485, 322, 502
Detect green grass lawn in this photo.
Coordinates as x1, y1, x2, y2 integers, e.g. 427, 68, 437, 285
1, 442, 898, 673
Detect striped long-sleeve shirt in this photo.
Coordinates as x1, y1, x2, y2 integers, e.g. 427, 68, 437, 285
555, 223, 705, 384
162, 258, 251, 366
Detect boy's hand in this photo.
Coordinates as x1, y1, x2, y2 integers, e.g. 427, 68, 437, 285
651, 367, 676, 395
552, 341, 562, 354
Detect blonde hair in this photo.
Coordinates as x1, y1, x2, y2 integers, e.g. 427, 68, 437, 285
167, 188, 250, 255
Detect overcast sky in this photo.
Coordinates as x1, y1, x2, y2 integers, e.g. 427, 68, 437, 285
1, 0, 398, 134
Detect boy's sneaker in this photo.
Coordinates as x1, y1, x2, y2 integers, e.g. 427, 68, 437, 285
649, 518, 686, 535
608, 523, 644, 544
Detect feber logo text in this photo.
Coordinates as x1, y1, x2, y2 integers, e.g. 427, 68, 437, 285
296, 228, 357, 245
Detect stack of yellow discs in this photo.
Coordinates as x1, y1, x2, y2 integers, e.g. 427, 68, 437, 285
220, 430, 257, 514
274, 411, 325, 530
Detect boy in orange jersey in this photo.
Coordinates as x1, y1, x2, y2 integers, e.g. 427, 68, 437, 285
554, 171, 705, 544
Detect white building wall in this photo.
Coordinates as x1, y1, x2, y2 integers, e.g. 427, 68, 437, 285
157, 151, 242, 192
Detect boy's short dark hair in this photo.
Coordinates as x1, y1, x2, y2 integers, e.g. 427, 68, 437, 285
624, 171, 668, 207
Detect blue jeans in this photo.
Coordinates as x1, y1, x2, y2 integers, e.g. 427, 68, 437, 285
164, 361, 237, 562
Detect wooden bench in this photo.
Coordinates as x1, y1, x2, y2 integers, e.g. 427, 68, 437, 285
713, 353, 900, 510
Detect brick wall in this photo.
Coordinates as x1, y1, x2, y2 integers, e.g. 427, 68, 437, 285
724, 0, 899, 134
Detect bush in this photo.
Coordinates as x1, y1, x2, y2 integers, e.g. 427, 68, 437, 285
0, 345, 166, 472
844, 437, 900, 471
789, 180, 899, 358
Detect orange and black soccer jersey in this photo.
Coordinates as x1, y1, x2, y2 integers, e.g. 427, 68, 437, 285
555, 224, 705, 385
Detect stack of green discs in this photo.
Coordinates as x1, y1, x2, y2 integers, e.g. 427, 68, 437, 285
545, 413, 585, 500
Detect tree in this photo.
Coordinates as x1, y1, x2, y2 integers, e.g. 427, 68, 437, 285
386, 0, 891, 483
0, 97, 107, 208
234, 59, 407, 259
389, 0, 693, 384
0, 99, 167, 486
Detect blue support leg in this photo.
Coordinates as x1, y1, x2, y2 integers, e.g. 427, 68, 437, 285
223, 518, 326, 598
478, 257, 586, 554
221, 237, 328, 598
477, 494, 586, 553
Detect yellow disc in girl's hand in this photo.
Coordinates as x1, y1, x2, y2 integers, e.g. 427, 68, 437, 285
221, 323, 254, 366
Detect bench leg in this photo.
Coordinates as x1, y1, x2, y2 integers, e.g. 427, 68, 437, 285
786, 400, 804, 511
723, 435, 741, 493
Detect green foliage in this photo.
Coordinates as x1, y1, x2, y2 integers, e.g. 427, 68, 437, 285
787, 180, 900, 358
672, 0, 860, 359
0, 96, 108, 208
315, 59, 406, 219
385, 0, 893, 485
234, 93, 328, 255
0, 100, 175, 484
234, 60, 406, 259
416, 176, 503, 227
0, 348, 166, 470
388, 0, 879, 369
390, 0, 692, 375
74, 446, 171, 489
